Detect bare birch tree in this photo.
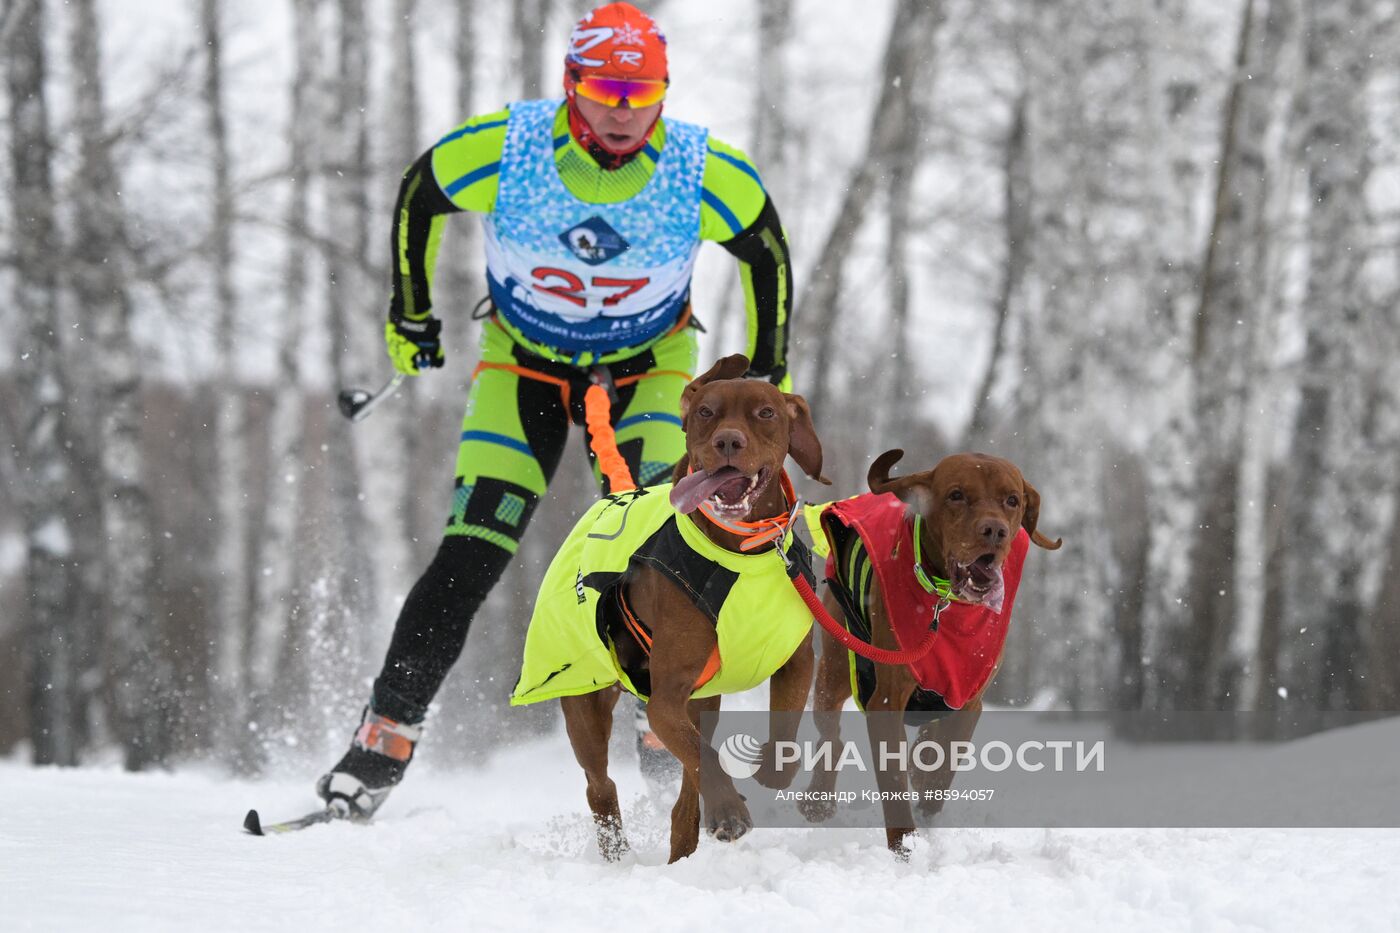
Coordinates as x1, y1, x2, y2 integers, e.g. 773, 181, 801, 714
7, 0, 89, 766
456, 0, 477, 117
752, 0, 792, 210
1277, 0, 1380, 710
1012, 22, 1111, 709
513, 0, 549, 99
965, 90, 1029, 443
313, 0, 381, 669
875, 2, 942, 445
1143, 0, 1296, 709
200, 0, 255, 765
67, 0, 172, 768
1131, 0, 1221, 712
387, 0, 432, 543
440, 0, 484, 384
245, 0, 321, 756
711, 0, 795, 362
799, 0, 947, 425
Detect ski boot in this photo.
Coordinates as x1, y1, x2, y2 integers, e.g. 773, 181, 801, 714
634, 697, 682, 794
316, 707, 421, 820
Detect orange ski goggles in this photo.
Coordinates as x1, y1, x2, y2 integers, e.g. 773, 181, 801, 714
573, 75, 667, 109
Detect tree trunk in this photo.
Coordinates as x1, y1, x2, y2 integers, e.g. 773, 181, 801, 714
513, 0, 548, 99
965, 91, 1029, 442
1368, 487, 1400, 708
1147, 0, 1295, 708
1278, 0, 1377, 711
456, 0, 476, 117
388, 0, 429, 543
316, 0, 380, 669
244, 0, 320, 754
876, 3, 940, 445
752, 0, 792, 209
1231, 44, 1304, 710
68, 0, 172, 769
799, 0, 947, 424
442, 0, 481, 310
712, 0, 794, 364
201, 0, 254, 768
7, 0, 88, 766
1133, 0, 1207, 715
1006, 1, 1156, 709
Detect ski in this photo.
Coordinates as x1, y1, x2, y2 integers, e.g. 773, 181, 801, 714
243, 806, 343, 836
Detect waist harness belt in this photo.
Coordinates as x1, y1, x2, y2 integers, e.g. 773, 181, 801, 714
472, 323, 692, 492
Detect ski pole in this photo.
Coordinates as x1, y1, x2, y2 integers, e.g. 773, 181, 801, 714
337, 372, 405, 423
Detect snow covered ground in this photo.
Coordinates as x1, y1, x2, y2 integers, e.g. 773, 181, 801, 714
4, 731, 1400, 932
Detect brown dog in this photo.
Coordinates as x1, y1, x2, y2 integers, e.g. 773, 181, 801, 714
801, 450, 1061, 855
511, 354, 829, 863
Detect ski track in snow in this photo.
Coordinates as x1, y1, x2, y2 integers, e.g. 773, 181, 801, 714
3, 732, 1399, 932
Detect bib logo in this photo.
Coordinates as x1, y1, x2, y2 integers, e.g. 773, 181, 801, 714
560, 216, 629, 266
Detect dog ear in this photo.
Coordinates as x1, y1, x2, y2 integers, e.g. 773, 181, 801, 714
784, 393, 830, 484
868, 449, 935, 514
1021, 479, 1063, 550
867, 449, 906, 493
680, 354, 751, 427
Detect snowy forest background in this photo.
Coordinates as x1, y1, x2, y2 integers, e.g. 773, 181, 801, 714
2, 0, 1398, 773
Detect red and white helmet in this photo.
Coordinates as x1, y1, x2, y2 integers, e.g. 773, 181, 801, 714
562, 3, 669, 159
565, 2, 668, 82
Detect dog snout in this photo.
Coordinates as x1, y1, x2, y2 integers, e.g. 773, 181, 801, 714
712, 428, 747, 460
976, 517, 1009, 547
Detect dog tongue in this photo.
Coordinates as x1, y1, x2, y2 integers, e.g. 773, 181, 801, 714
981, 576, 1006, 614
957, 568, 1006, 614
670, 467, 743, 514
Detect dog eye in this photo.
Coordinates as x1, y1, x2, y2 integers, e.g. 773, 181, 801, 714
1006, 494, 1019, 508
757, 406, 776, 419
697, 405, 714, 418
948, 489, 965, 502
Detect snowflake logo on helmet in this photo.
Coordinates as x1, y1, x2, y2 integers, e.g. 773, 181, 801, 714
613, 22, 644, 46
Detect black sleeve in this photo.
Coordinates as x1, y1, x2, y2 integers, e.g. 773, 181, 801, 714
388, 148, 462, 324
718, 194, 792, 381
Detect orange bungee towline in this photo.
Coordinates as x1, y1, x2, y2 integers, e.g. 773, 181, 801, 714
470, 359, 691, 494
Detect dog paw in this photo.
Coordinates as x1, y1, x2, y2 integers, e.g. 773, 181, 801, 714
705, 798, 752, 843
888, 828, 916, 860
598, 831, 631, 862
797, 794, 836, 824
595, 816, 630, 862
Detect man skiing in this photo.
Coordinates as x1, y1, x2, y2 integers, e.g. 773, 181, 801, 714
316, 1, 794, 818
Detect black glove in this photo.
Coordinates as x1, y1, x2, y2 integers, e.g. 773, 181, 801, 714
385, 316, 446, 375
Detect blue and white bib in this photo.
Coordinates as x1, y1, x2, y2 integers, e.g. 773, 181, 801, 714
483, 99, 708, 353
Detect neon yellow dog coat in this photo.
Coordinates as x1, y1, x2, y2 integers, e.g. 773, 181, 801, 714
511, 485, 815, 704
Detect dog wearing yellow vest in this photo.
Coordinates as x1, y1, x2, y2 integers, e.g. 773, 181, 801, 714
512, 355, 829, 862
